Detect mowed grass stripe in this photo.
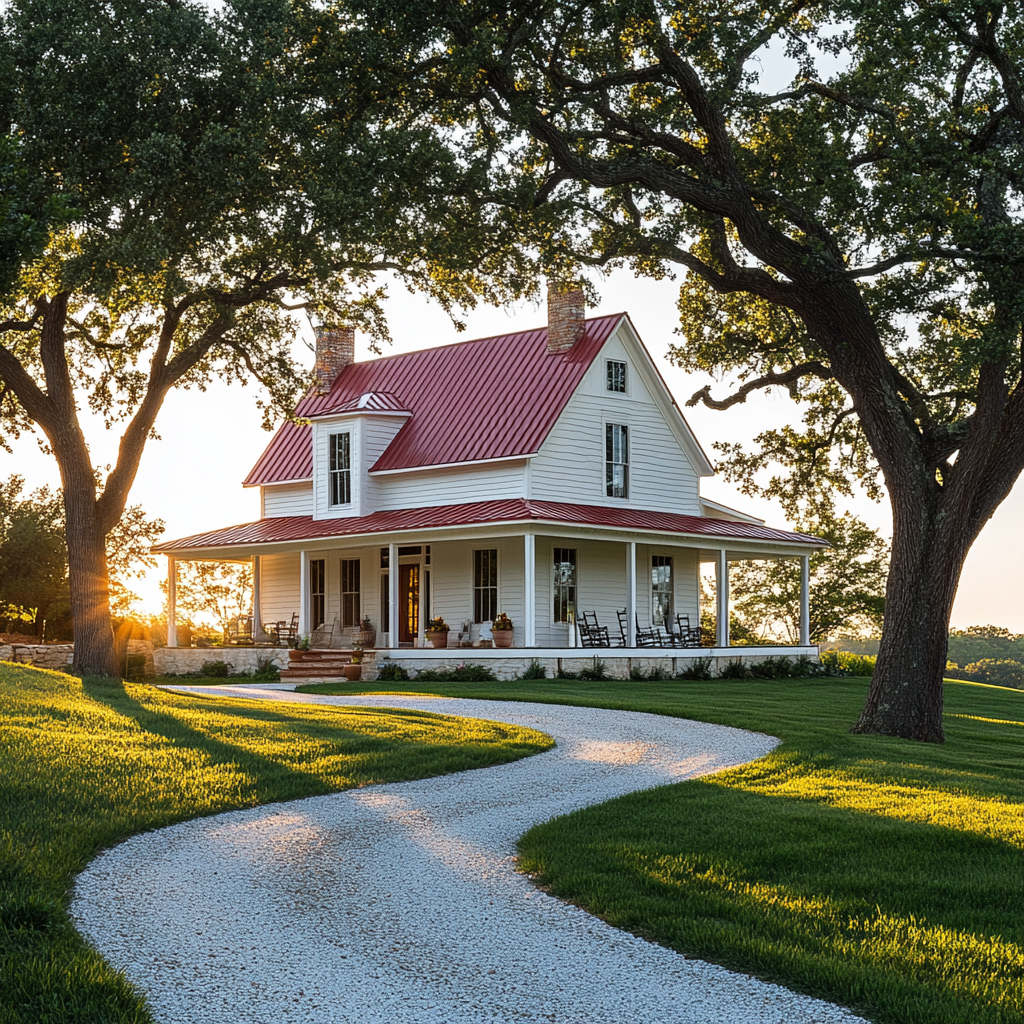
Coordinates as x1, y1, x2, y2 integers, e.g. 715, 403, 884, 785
300, 676, 1024, 1024
0, 664, 553, 1024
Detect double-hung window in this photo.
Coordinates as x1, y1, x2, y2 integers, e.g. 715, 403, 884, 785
473, 549, 498, 624
341, 558, 360, 626
553, 548, 577, 623
329, 432, 351, 506
606, 423, 629, 498
651, 555, 673, 627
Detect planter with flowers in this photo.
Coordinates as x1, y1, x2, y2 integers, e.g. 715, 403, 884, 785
426, 616, 450, 648
491, 613, 514, 648
343, 651, 363, 681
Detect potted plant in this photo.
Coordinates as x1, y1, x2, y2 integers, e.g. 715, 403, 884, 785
343, 651, 362, 681
356, 616, 376, 649
491, 612, 514, 648
425, 616, 450, 648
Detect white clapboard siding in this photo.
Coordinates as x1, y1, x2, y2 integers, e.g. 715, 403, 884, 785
262, 483, 313, 518
429, 538, 526, 644
530, 331, 702, 514
374, 460, 528, 511
259, 553, 300, 623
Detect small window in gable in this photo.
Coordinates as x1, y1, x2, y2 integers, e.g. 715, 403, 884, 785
329, 432, 351, 506
606, 359, 627, 393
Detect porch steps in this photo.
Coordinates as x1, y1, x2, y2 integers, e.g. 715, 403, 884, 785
279, 649, 359, 683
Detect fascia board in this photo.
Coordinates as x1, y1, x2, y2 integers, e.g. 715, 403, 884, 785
369, 454, 533, 476
244, 477, 313, 489
613, 316, 716, 476
157, 517, 825, 561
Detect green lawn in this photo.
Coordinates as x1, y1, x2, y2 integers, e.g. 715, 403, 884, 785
0, 664, 553, 1024
299, 675, 1024, 1024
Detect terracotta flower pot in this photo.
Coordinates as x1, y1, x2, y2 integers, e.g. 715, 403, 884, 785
343, 663, 362, 681
492, 631, 514, 648
426, 630, 449, 648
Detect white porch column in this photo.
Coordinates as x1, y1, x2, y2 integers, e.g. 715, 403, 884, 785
523, 532, 536, 647
799, 554, 811, 646
166, 556, 178, 648
252, 556, 262, 637
626, 541, 637, 647
716, 548, 730, 648
299, 550, 310, 636
388, 542, 399, 648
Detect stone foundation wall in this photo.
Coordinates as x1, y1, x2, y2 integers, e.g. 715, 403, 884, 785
153, 647, 290, 677
380, 649, 817, 682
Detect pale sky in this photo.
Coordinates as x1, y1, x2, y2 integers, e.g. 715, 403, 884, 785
4, 267, 1022, 632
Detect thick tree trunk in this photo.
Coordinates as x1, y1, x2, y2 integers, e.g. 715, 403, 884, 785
852, 486, 973, 742
63, 490, 119, 678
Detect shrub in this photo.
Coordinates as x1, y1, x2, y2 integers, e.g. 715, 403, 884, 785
251, 655, 280, 683
200, 660, 230, 678
630, 665, 669, 681
519, 659, 548, 680
820, 649, 877, 677
123, 654, 148, 682
719, 658, 752, 680
413, 663, 498, 683
579, 658, 609, 681
679, 656, 714, 681
376, 662, 410, 682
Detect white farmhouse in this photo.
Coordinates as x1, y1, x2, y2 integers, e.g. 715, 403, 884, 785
155, 284, 825, 678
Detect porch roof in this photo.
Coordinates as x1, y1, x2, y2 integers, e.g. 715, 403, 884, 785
153, 499, 827, 556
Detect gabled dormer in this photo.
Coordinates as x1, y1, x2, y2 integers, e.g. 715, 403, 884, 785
308, 392, 410, 519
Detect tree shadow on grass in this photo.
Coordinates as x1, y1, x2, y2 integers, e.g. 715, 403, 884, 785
80, 676, 335, 806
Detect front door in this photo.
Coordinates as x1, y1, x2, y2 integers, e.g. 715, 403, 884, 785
399, 563, 420, 645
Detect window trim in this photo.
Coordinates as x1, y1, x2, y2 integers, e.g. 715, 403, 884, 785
310, 558, 326, 631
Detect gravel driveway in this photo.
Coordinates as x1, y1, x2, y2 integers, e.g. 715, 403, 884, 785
72, 686, 866, 1024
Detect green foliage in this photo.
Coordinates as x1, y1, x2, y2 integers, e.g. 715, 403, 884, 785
947, 625, 1024, 668
0, 663, 552, 1022
820, 649, 878, 678
947, 659, 1024, 690
730, 504, 888, 643
376, 662, 411, 682
162, 561, 252, 632
0, 475, 163, 635
414, 663, 498, 683
679, 656, 714, 681
630, 664, 669, 681
519, 658, 548, 680
199, 660, 230, 679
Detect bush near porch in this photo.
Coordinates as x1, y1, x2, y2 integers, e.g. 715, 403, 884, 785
300, 675, 1024, 1024
0, 664, 553, 1023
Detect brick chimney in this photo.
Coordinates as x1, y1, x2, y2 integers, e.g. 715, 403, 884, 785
546, 281, 585, 353
314, 325, 355, 393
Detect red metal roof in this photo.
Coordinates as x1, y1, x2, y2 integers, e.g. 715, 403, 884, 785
154, 499, 828, 553
243, 314, 623, 486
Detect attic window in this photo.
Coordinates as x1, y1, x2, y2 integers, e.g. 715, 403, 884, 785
606, 360, 627, 393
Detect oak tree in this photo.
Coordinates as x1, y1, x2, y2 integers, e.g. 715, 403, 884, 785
370, 0, 1024, 739
0, 0, 530, 674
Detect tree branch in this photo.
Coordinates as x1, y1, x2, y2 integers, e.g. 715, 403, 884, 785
686, 360, 833, 410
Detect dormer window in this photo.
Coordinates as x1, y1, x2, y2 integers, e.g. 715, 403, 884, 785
329, 432, 351, 506
606, 360, 627, 393
606, 423, 629, 497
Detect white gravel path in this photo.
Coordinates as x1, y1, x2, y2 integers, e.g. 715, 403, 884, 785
72, 686, 867, 1024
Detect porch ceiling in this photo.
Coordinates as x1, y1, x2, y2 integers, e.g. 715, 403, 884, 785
153, 498, 828, 560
